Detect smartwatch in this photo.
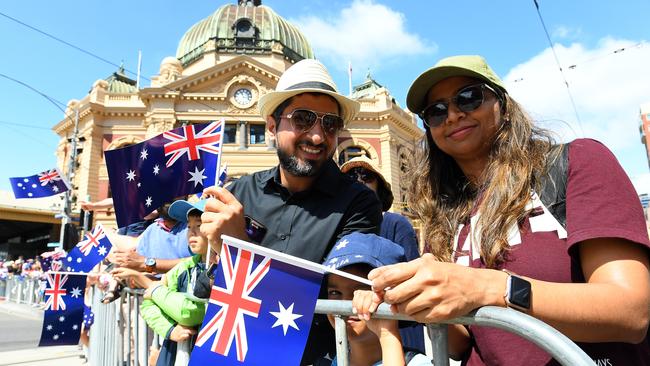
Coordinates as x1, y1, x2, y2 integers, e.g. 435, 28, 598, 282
503, 271, 531, 312
144, 257, 157, 273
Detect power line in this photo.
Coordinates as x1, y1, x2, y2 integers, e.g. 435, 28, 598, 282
532, 0, 584, 135
0, 10, 231, 117
0, 120, 53, 130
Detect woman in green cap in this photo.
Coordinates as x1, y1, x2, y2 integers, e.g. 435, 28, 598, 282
358, 55, 650, 365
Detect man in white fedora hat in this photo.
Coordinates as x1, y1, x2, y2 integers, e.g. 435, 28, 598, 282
199, 59, 382, 363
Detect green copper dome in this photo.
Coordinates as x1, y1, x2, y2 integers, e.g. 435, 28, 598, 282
176, 2, 314, 66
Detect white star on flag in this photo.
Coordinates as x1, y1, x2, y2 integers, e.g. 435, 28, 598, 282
137, 182, 141, 188
126, 170, 136, 181
153, 164, 160, 175
187, 167, 207, 187
73, 324, 78, 330
52, 186, 59, 192
270, 302, 302, 336
98, 246, 107, 256
140, 148, 148, 160
335, 239, 349, 250
59, 316, 65, 322
46, 324, 52, 331
145, 196, 152, 207
70, 287, 82, 298
53, 334, 59, 340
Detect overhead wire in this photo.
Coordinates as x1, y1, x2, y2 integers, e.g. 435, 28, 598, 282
0, 10, 230, 116
532, 0, 585, 135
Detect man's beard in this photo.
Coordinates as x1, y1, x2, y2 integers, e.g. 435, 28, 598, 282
277, 142, 331, 177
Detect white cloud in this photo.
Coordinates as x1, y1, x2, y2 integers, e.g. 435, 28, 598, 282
552, 25, 583, 40
292, 0, 435, 72
503, 37, 650, 178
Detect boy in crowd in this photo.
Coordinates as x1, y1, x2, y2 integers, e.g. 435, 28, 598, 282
317, 233, 430, 366
112, 198, 217, 366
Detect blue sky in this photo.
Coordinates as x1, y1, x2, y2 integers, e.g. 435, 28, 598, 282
1, 0, 649, 193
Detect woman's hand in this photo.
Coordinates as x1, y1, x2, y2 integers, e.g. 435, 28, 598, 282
368, 253, 504, 324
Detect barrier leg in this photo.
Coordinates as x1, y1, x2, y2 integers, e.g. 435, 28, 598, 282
334, 315, 349, 366
427, 324, 449, 366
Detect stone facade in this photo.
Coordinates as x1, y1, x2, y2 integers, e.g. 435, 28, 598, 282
51, 3, 423, 229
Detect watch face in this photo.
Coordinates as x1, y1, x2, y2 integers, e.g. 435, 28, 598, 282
234, 88, 253, 105
145, 258, 156, 266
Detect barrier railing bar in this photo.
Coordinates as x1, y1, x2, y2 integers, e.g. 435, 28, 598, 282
315, 300, 595, 366
334, 315, 349, 366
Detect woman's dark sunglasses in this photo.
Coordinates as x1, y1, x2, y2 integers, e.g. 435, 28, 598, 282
346, 167, 376, 183
419, 83, 501, 128
281, 109, 344, 135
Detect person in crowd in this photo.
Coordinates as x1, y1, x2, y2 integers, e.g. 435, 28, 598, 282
340, 156, 424, 353
112, 199, 213, 366
340, 157, 419, 261
360, 55, 650, 365
111, 202, 191, 274
315, 232, 430, 366
198, 59, 382, 364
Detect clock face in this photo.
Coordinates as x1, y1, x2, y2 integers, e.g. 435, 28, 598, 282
234, 88, 253, 106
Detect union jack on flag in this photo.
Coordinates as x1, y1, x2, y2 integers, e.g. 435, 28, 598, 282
164, 121, 222, 168
77, 225, 106, 256
43, 273, 68, 311
189, 236, 325, 366
38, 169, 62, 186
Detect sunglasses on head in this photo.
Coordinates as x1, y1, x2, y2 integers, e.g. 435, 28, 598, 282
281, 108, 344, 135
419, 83, 502, 128
346, 167, 376, 183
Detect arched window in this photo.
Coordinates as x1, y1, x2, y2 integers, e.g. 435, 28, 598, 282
338, 146, 370, 166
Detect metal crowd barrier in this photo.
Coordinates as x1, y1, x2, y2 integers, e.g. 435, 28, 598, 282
82, 287, 594, 366
0, 275, 43, 306
315, 300, 595, 366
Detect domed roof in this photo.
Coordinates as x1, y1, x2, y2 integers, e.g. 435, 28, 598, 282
176, 1, 314, 66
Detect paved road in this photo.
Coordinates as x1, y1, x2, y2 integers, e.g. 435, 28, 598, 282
0, 301, 84, 365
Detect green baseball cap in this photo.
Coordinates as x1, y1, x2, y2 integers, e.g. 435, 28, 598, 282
406, 55, 508, 115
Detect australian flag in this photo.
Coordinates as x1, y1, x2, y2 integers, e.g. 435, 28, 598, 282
9, 168, 70, 199
105, 121, 224, 228
64, 224, 112, 273
38, 273, 87, 346
189, 236, 324, 366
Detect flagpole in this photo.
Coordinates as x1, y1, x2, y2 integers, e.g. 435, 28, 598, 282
59, 107, 80, 250
348, 61, 353, 97
136, 50, 142, 89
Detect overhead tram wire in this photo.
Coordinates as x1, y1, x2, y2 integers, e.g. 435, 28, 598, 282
0, 11, 227, 116
532, 0, 585, 136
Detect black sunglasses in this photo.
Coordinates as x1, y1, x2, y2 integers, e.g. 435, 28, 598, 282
281, 108, 344, 135
346, 167, 376, 183
419, 83, 501, 128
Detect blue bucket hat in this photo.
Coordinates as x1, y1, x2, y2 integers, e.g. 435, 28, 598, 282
323, 232, 406, 270
168, 199, 207, 223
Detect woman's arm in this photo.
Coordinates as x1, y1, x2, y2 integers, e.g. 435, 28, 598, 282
369, 238, 650, 344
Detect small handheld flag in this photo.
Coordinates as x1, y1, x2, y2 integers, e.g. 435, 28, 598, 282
38, 273, 87, 346
64, 224, 113, 273
105, 120, 224, 227
9, 168, 70, 199
189, 235, 327, 366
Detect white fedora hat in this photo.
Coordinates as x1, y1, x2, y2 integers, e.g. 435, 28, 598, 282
258, 59, 360, 124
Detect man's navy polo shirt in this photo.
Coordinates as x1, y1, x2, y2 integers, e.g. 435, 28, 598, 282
228, 159, 382, 263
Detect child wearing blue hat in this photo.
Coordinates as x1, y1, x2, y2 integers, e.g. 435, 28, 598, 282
317, 232, 430, 366
112, 198, 215, 366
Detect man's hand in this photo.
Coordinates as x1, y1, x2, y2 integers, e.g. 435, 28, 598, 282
200, 186, 247, 250
112, 247, 145, 271
169, 325, 197, 342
